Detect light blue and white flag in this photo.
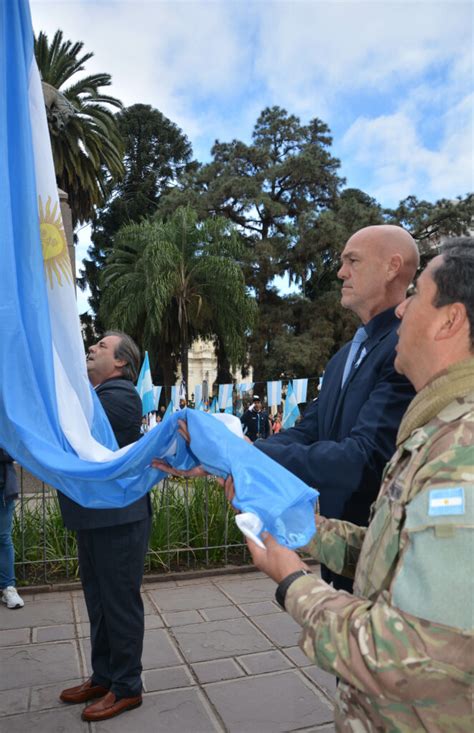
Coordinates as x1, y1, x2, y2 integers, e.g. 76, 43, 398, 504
194, 384, 202, 406
292, 378, 308, 404
196, 400, 205, 411
218, 384, 233, 411
0, 0, 318, 549
237, 382, 254, 395
267, 380, 282, 407
162, 400, 174, 421
136, 352, 154, 415
209, 396, 218, 414
171, 385, 179, 410
283, 383, 300, 430
153, 385, 162, 410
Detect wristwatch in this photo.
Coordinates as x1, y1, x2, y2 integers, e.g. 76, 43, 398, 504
275, 569, 312, 610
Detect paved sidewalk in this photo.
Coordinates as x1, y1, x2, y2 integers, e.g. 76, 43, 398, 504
0, 570, 336, 732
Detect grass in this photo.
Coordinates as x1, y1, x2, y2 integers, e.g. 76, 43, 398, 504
12, 478, 248, 586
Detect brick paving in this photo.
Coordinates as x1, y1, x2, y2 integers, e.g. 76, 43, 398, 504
0, 571, 336, 732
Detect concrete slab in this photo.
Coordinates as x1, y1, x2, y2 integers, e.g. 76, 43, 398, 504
173, 617, 272, 663
283, 645, 313, 667
144, 613, 164, 629
0, 599, 73, 629
162, 609, 203, 627
237, 650, 293, 675
200, 605, 244, 622
0, 704, 87, 732
149, 584, 230, 611
253, 612, 302, 647
206, 670, 334, 732
92, 688, 222, 733
0, 575, 341, 732
34, 623, 75, 642
0, 641, 80, 690
192, 659, 245, 684
76, 621, 89, 637
79, 636, 92, 676
72, 596, 89, 622
217, 577, 277, 603
0, 627, 30, 647
79, 627, 182, 676
141, 628, 183, 670
0, 686, 29, 716
239, 601, 281, 616
30, 679, 82, 711
143, 665, 194, 692
303, 666, 338, 699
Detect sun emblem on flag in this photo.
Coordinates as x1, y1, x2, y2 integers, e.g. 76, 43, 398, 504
39, 195, 72, 288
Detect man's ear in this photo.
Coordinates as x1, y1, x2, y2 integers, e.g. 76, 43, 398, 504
434, 302, 468, 342
114, 358, 127, 368
387, 253, 403, 282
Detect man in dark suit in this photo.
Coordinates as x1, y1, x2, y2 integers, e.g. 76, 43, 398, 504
240, 395, 272, 441
256, 225, 419, 591
58, 331, 151, 722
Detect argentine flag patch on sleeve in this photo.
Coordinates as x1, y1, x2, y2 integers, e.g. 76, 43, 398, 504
428, 487, 465, 516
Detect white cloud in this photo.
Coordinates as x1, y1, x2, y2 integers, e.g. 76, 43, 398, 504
30, 0, 473, 206
29, 0, 472, 316
340, 87, 473, 205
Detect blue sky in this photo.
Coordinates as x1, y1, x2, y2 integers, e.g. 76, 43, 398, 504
30, 0, 473, 313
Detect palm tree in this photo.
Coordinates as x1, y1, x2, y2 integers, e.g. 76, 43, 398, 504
99, 207, 256, 389
35, 30, 124, 225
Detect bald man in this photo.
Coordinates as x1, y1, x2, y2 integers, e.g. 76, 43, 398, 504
256, 225, 419, 591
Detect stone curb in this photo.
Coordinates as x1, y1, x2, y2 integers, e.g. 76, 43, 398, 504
18, 559, 319, 596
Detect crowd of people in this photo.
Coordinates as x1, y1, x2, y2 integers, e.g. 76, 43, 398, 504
2, 226, 472, 730
140, 391, 286, 438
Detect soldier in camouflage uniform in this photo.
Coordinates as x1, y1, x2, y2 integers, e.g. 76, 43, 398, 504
246, 240, 474, 732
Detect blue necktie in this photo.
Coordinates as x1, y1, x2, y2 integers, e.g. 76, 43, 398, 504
341, 327, 368, 388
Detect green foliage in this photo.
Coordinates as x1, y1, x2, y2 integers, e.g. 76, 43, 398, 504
99, 206, 256, 386
80, 104, 194, 325
35, 30, 124, 226
13, 480, 247, 585
12, 495, 79, 584
159, 107, 346, 378
74, 99, 473, 381
385, 194, 474, 264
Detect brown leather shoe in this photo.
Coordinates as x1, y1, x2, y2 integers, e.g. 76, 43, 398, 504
82, 691, 142, 721
60, 678, 109, 704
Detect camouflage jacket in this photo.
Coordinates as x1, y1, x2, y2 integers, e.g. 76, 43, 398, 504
286, 359, 474, 732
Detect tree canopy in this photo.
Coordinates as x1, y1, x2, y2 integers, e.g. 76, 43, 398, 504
73, 100, 473, 385
160, 106, 345, 378
99, 207, 256, 388
35, 30, 124, 226
80, 104, 194, 325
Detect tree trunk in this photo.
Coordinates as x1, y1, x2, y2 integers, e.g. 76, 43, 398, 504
181, 331, 189, 398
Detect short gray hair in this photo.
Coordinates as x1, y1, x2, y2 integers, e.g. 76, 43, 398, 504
104, 330, 141, 382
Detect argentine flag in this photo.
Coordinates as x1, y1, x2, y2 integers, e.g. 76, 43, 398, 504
0, 0, 318, 549
194, 384, 202, 406
267, 380, 282, 407
283, 383, 300, 429
136, 352, 155, 415
171, 385, 180, 410
152, 385, 162, 410
218, 384, 233, 412
292, 378, 308, 404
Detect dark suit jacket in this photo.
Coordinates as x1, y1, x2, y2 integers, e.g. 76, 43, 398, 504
256, 308, 415, 526
58, 377, 151, 530
241, 409, 271, 441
